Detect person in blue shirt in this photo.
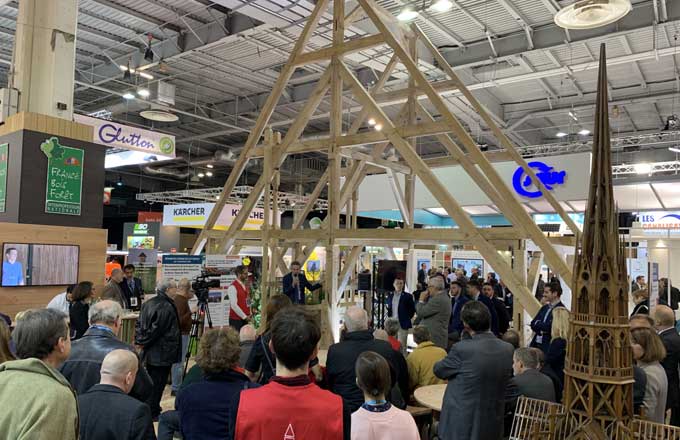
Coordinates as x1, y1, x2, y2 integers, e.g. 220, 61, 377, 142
2, 248, 24, 286
282, 261, 321, 305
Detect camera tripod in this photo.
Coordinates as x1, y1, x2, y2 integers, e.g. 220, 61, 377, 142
183, 298, 213, 377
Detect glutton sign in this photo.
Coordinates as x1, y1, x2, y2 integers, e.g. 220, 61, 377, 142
512, 161, 567, 199
74, 115, 175, 158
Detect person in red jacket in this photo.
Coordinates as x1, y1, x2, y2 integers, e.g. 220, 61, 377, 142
228, 265, 251, 331
231, 306, 350, 440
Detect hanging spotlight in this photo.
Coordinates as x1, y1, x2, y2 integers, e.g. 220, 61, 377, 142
197, 172, 205, 178
206, 164, 214, 169
206, 171, 213, 177
367, 118, 376, 126
374, 123, 383, 131
144, 34, 154, 62
397, 8, 419, 21
578, 129, 591, 136
556, 131, 568, 138
138, 72, 154, 80
122, 92, 135, 100
116, 176, 123, 187
669, 146, 680, 153
429, 0, 453, 13
137, 88, 150, 98
634, 163, 652, 175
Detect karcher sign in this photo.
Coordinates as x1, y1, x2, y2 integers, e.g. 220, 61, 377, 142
162, 203, 273, 230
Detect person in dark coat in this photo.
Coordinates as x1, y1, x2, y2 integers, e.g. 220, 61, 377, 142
176, 327, 260, 440
120, 264, 144, 311
448, 280, 469, 337
326, 306, 409, 413
654, 305, 680, 426
511, 347, 556, 402
417, 263, 428, 287
282, 261, 321, 305
386, 278, 415, 352
434, 301, 514, 440
78, 349, 156, 440
60, 300, 152, 402
69, 281, 95, 340
529, 281, 565, 353
545, 307, 569, 390
535, 274, 545, 302
631, 289, 650, 316
135, 280, 182, 419
467, 279, 499, 335
483, 282, 510, 335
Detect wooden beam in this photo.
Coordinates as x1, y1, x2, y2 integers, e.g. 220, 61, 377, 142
387, 169, 410, 227
338, 49, 539, 316
411, 24, 581, 236
337, 246, 362, 303
292, 169, 329, 230
192, 0, 331, 255
294, 34, 384, 66
344, 151, 411, 174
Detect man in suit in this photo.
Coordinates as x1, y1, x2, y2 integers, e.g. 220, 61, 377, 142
529, 281, 565, 353
434, 301, 515, 440
467, 279, 499, 335
120, 264, 143, 311
386, 278, 415, 352
101, 268, 127, 309
631, 275, 646, 293
282, 261, 322, 305
417, 263, 428, 287
511, 347, 556, 402
78, 349, 156, 440
416, 275, 452, 349
653, 305, 680, 426
483, 282, 510, 335
448, 280, 469, 338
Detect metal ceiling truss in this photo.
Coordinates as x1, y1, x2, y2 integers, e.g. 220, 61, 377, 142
613, 161, 680, 176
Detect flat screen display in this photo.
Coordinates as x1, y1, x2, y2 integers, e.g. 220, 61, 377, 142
1, 243, 79, 287
452, 258, 484, 278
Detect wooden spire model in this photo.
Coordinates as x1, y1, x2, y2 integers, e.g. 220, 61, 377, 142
510, 44, 680, 440
561, 42, 634, 440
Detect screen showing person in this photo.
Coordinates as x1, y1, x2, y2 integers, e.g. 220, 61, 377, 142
2, 246, 25, 286
1, 243, 79, 286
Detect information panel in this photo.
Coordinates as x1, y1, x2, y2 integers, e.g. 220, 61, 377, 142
42, 137, 84, 215
0, 143, 7, 213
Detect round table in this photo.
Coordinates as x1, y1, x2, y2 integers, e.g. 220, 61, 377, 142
414, 384, 447, 412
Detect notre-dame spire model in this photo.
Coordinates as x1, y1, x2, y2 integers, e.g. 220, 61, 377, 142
562, 43, 634, 440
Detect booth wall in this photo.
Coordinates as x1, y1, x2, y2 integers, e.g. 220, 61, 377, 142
0, 222, 107, 319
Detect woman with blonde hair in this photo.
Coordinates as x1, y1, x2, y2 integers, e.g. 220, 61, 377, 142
631, 289, 650, 316
631, 327, 668, 423
546, 307, 569, 388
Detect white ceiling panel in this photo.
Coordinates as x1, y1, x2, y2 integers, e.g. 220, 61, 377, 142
613, 184, 663, 210
463, 205, 499, 215
651, 182, 680, 209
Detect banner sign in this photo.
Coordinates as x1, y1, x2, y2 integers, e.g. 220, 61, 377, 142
42, 137, 84, 215
635, 211, 680, 230
0, 143, 7, 212
161, 255, 204, 281
163, 203, 272, 230
138, 211, 163, 223
75, 114, 176, 158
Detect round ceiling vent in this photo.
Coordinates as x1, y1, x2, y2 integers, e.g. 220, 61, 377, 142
140, 110, 179, 122
555, 0, 632, 30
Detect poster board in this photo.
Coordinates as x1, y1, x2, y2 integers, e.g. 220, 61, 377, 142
161, 255, 203, 281
187, 255, 241, 327
650, 262, 660, 311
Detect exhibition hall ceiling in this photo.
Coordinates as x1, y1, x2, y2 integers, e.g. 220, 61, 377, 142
0, 0, 677, 192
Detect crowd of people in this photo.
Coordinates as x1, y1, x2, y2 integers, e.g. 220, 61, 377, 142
2, 263, 680, 439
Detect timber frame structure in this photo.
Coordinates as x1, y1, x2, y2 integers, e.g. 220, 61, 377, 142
190, 0, 580, 341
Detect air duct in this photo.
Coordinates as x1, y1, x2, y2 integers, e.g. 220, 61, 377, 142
142, 165, 190, 179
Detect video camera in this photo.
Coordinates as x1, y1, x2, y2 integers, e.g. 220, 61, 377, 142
192, 271, 221, 302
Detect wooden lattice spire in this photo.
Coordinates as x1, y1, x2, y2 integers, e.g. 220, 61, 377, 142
563, 43, 634, 440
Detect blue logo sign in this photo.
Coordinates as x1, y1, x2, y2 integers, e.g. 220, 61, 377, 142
512, 161, 567, 199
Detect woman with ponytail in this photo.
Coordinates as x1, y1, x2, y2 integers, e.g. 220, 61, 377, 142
351, 351, 419, 440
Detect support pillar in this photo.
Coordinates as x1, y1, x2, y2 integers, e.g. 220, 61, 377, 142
12, 0, 78, 119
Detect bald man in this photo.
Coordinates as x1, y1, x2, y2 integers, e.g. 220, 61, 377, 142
78, 350, 156, 440
102, 268, 127, 309
629, 313, 654, 330
654, 305, 680, 426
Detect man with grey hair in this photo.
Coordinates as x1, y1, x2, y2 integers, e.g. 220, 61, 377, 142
239, 324, 257, 368
384, 318, 403, 351
78, 350, 156, 440
102, 268, 127, 309
326, 306, 409, 412
60, 300, 152, 402
416, 275, 452, 349
135, 279, 181, 420
511, 347, 556, 402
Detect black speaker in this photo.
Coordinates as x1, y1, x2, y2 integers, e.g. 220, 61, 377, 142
357, 273, 371, 291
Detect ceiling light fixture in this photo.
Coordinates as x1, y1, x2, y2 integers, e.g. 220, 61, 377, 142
397, 8, 419, 21
669, 146, 680, 153
206, 171, 213, 177
555, 0, 632, 30
139, 72, 154, 80
429, 0, 453, 12
122, 92, 135, 100
206, 164, 214, 169
374, 123, 383, 131
367, 118, 376, 126
116, 176, 123, 187
137, 88, 150, 98
578, 129, 591, 136
634, 163, 652, 175
568, 111, 578, 121
556, 131, 568, 138
197, 172, 205, 178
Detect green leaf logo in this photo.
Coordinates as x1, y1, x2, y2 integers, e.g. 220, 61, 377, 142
159, 137, 174, 155
40, 137, 65, 160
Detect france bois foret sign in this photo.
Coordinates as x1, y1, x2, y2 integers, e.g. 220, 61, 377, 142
42, 137, 84, 215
